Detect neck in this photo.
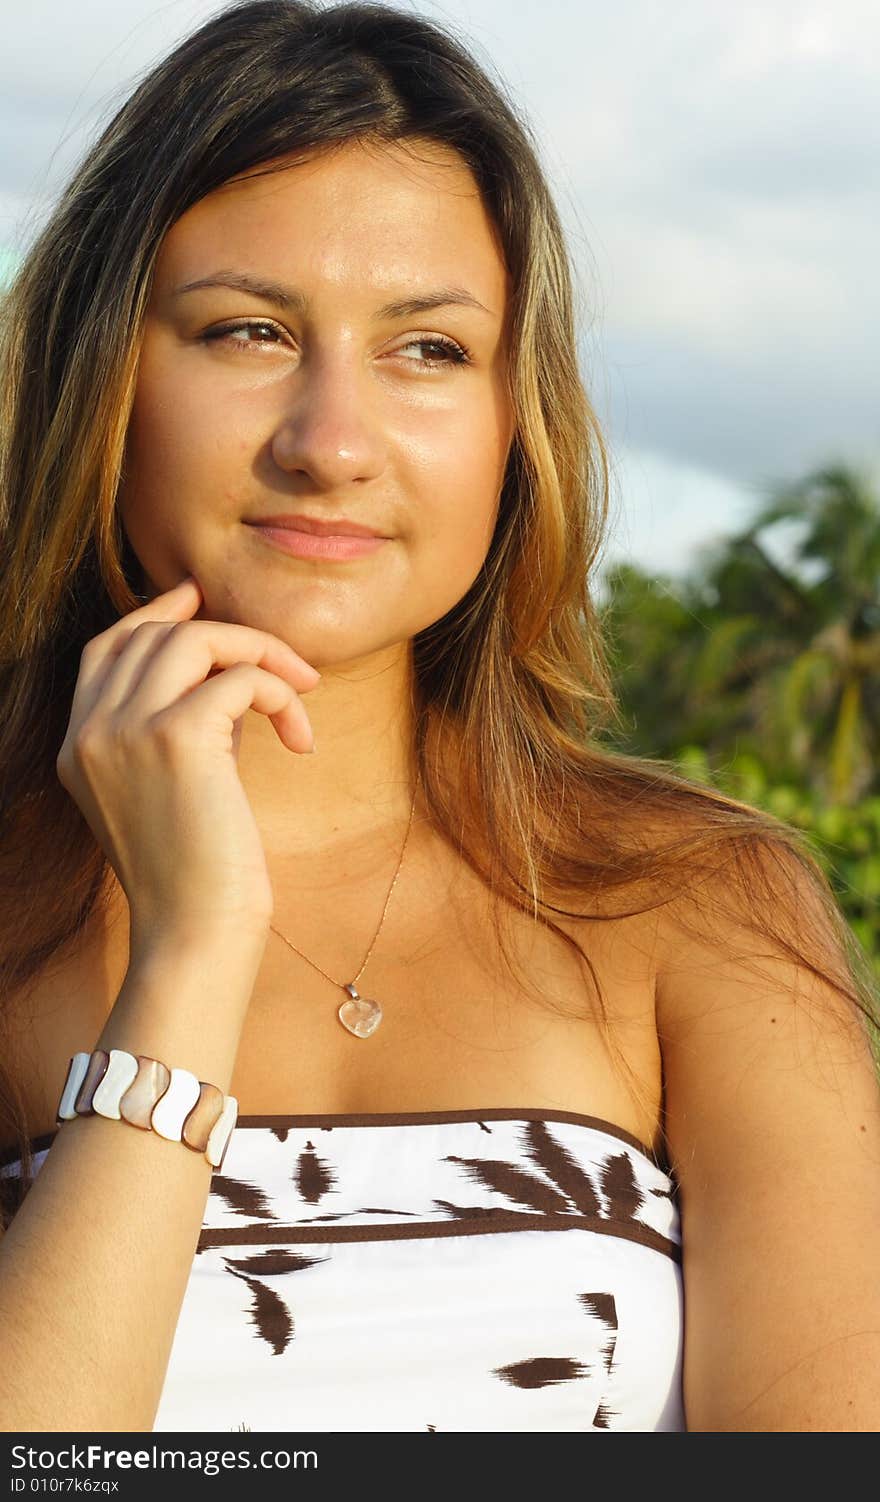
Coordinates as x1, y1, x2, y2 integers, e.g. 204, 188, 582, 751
235, 638, 419, 860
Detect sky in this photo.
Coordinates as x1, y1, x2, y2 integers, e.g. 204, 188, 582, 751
2, 0, 878, 586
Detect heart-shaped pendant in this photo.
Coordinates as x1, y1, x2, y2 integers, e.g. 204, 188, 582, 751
338, 983, 383, 1038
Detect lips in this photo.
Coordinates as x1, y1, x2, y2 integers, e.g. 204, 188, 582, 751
246, 518, 388, 562
246, 513, 388, 539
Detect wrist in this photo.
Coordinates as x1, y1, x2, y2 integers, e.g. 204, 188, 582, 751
56, 1047, 238, 1171
128, 912, 271, 970
97, 932, 265, 1092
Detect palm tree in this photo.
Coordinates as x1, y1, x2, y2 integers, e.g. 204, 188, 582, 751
600, 463, 880, 806
710, 464, 880, 804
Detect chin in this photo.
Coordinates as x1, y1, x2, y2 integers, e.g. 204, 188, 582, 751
180, 568, 427, 663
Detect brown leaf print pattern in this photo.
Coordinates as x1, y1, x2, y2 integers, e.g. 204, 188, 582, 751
431, 1201, 518, 1221
210, 1176, 277, 1220
295, 1141, 338, 1205
444, 1123, 622, 1222
521, 1121, 602, 1217
441, 1155, 571, 1214
599, 1152, 643, 1222
578, 1292, 618, 1374
578, 1292, 618, 1331
289, 1209, 422, 1224
592, 1401, 616, 1428
224, 1250, 328, 1276
494, 1356, 590, 1390
491, 1291, 619, 1405
224, 1269, 295, 1356
222, 1249, 330, 1354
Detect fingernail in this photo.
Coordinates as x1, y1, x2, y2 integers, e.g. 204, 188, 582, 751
309, 740, 317, 754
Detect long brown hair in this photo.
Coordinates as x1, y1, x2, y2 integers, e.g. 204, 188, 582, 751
1, 0, 876, 1223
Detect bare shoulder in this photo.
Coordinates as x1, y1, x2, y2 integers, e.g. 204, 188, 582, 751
653, 836, 880, 1430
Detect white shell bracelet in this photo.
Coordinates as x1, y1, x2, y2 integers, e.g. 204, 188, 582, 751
56, 1048, 237, 1171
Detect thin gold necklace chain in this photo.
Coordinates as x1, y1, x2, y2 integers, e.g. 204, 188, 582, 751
268, 772, 421, 991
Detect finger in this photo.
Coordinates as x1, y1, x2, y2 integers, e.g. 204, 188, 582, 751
152, 663, 315, 754
73, 579, 202, 711
124, 618, 321, 695
115, 577, 202, 637
117, 625, 318, 742
87, 622, 179, 716
78, 601, 320, 733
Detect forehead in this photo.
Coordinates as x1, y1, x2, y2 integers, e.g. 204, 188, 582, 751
155, 137, 510, 310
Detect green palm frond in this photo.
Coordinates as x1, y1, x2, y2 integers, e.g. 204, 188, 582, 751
691, 615, 761, 693
827, 677, 872, 805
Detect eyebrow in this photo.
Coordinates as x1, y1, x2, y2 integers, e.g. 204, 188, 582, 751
171, 270, 495, 320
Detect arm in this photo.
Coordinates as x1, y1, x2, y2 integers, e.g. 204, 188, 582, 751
0, 927, 266, 1433
656, 847, 880, 1431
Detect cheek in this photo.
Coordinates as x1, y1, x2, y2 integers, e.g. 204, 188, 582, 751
119, 355, 249, 548
118, 376, 213, 585
410, 398, 510, 570
125, 364, 231, 490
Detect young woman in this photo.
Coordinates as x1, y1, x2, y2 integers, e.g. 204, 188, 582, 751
0, 0, 878, 1434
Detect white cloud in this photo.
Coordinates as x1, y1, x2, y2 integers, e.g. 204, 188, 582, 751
601, 445, 761, 581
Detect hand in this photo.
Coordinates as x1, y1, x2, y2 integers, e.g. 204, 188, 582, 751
55, 576, 320, 950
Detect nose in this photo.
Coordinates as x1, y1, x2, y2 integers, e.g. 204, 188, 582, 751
269, 351, 388, 489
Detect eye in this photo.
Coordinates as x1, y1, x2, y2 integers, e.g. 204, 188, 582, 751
199, 322, 471, 367
201, 319, 286, 349
396, 336, 471, 369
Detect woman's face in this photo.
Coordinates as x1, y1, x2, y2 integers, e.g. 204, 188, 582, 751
119, 136, 515, 669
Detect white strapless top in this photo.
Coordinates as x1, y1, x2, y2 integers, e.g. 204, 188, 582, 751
1, 1108, 684, 1432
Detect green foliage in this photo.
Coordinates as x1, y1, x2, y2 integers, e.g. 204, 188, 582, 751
720, 753, 880, 982
599, 462, 880, 976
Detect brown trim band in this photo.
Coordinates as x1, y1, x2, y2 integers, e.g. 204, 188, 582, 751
196, 1209, 682, 1263
233, 1107, 664, 1166
0, 1108, 671, 1178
